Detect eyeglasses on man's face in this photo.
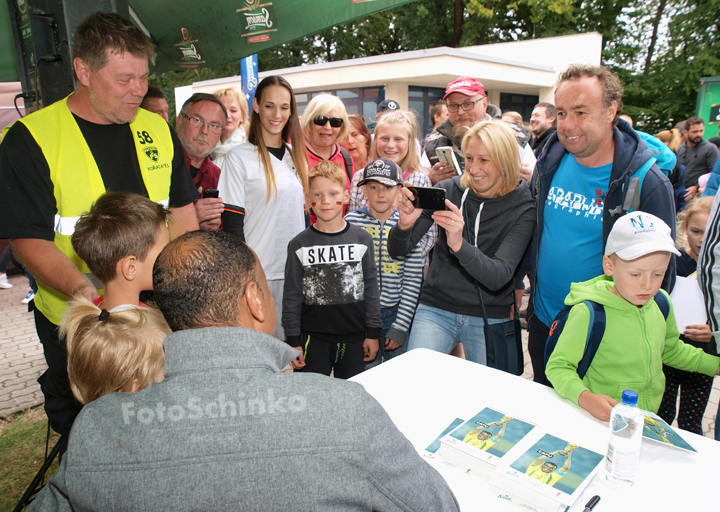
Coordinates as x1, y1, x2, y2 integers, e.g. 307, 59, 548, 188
181, 113, 223, 134
446, 97, 484, 113
313, 116, 344, 128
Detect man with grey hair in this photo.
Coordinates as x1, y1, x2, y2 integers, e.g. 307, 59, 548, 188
0, 11, 198, 454
176, 93, 227, 230
29, 230, 460, 512
527, 64, 676, 386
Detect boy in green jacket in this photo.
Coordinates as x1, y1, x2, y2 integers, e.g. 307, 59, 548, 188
546, 212, 720, 421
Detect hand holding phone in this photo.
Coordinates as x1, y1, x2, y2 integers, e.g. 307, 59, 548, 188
435, 147, 462, 175
407, 186, 447, 211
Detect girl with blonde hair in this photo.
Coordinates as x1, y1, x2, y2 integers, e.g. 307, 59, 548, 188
389, 121, 535, 366
655, 128, 683, 153
350, 109, 427, 210
61, 296, 169, 405
658, 195, 716, 434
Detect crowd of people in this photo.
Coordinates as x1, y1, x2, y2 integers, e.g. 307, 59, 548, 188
2, 9, 720, 511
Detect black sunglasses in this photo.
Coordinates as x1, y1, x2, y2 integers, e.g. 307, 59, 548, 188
313, 116, 344, 128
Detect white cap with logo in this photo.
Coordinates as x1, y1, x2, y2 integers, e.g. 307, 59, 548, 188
605, 211, 680, 261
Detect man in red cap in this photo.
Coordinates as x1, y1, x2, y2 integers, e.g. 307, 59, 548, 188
421, 77, 496, 184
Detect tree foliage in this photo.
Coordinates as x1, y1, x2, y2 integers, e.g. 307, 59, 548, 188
151, 0, 720, 133
617, 0, 720, 132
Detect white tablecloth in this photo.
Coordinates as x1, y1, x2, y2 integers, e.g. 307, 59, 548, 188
351, 349, 717, 511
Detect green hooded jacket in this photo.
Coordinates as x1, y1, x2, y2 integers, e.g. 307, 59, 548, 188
546, 275, 720, 413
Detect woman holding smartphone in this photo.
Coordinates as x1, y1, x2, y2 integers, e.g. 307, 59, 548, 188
218, 76, 309, 339
388, 121, 535, 365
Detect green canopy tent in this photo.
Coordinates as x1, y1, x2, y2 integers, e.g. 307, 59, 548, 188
129, 0, 414, 75
1, 0, 413, 84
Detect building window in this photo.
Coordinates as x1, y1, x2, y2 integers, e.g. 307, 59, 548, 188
499, 93, 539, 122
408, 86, 446, 137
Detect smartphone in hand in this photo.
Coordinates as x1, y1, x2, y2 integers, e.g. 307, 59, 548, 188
407, 186, 446, 211
435, 147, 462, 175
202, 189, 219, 199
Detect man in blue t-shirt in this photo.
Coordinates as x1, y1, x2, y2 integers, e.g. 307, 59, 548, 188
529, 64, 675, 386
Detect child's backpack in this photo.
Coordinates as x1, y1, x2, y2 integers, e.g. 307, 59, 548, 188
543, 291, 670, 379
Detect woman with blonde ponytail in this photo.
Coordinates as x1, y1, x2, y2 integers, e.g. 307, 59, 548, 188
218, 76, 309, 339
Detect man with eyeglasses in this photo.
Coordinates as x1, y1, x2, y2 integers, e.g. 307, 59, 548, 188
0, 12, 199, 455
176, 93, 227, 230
422, 77, 493, 185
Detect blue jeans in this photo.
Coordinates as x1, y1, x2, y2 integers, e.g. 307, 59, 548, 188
715, 401, 720, 441
366, 303, 407, 369
407, 304, 508, 365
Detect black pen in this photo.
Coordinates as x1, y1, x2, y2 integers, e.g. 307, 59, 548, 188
583, 495, 600, 512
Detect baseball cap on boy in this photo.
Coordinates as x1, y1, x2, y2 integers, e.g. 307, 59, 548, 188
358, 158, 403, 188
443, 77, 485, 100
378, 99, 400, 114
605, 212, 681, 261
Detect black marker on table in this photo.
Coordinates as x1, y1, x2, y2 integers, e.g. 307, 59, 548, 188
583, 495, 601, 512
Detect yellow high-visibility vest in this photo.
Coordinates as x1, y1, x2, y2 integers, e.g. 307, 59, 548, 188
19, 95, 173, 324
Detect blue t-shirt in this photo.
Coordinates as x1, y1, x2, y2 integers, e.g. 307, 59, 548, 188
535, 153, 612, 326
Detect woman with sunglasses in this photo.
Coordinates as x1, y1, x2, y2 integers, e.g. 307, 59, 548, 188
218, 76, 309, 339
300, 94, 352, 216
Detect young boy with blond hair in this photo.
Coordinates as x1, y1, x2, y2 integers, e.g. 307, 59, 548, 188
61, 192, 171, 404
345, 158, 423, 366
282, 161, 381, 378
546, 211, 720, 421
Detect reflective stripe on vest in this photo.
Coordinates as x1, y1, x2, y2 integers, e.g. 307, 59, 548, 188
53, 198, 170, 237
19, 95, 173, 324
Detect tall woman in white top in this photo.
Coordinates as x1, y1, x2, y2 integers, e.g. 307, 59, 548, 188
211, 88, 250, 168
218, 76, 309, 339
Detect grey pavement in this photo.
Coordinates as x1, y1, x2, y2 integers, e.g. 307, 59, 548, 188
0, 272, 45, 418
0, 273, 717, 439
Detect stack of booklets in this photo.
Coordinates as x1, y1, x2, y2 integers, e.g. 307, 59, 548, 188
424, 407, 697, 512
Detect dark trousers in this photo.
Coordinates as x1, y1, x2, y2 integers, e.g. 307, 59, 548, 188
35, 308, 83, 455
528, 314, 551, 386
657, 364, 714, 435
298, 334, 366, 379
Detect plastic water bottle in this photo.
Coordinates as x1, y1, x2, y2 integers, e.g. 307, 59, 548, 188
605, 389, 644, 486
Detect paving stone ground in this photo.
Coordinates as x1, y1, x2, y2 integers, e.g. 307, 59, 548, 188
0, 273, 717, 438
0, 273, 44, 418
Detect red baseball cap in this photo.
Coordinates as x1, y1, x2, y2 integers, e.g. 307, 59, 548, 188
443, 77, 485, 100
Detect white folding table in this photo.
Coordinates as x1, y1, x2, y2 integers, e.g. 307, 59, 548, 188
351, 349, 717, 511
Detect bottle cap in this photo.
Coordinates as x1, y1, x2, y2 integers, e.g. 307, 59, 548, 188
621, 389, 639, 406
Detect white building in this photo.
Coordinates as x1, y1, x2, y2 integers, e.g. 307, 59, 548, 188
176, 32, 602, 136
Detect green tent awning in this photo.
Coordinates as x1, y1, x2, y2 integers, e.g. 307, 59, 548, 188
0, 3, 19, 81
128, 0, 413, 75
1, 0, 413, 82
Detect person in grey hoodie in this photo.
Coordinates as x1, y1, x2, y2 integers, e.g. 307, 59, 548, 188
28, 230, 459, 512
389, 121, 535, 366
